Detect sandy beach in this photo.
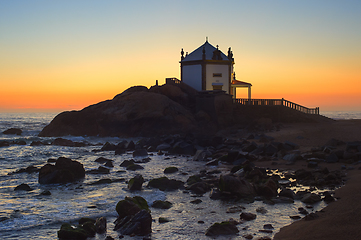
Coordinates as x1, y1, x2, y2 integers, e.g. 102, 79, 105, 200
253, 119, 361, 240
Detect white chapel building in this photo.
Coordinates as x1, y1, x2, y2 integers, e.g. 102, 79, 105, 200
179, 39, 252, 99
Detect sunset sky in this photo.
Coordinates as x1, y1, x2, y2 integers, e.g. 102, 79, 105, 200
1, 1, 360, 112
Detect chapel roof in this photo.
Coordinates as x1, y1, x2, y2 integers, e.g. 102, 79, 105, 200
181, 40, 229, 62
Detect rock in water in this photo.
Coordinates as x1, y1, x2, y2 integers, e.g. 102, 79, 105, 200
128, 175, 144, 191
205, 221, 239, 236
115, 209, 152, 236
14, 183, 33, 191
2, 128, 22, 135
38, 157, 85, 184
39, 86, 196, 137
95, 217, 107, 233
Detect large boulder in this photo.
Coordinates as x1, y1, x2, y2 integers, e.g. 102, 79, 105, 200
38, 157, 85, 184
219, 175, 256, 198
205, 221, 239, 236
39, 86, 196, 137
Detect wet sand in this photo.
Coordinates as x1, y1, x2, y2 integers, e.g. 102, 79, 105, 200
253, 120, 361, 240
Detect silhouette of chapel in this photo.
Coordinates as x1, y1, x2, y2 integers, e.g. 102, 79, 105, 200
180, 39, 252, 99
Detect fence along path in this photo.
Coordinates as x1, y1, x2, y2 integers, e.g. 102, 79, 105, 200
234, 98, 320, 115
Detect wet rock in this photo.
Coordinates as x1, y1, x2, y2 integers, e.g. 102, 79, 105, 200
301, 193, 322, 203
307, 161, 318, 168
255, 178, 278, 198
87, 166, 110, 174
11, 165, 39, 174
38, 157, 85, 184
2, 128, 22, 135
156, 143, 171, 151
115, 209, 152, 236
115, 196, 150, 219
159, 217, 170, 223
101, 142, 117, 151
133, 149, 148, 157
298, 207, 308, 215
57, 223, 92, 240
40, 190, 51, 196
151, 200, 172, 209
14, 183, 33, 191
186, 181, 211, 195
0, 141, 10, 147
52, 138, 87, 147
164, 166, 178, 174
240, 212, 257, 221
128, 174, 144, 191
169, 141, 195, 155
226, 205, 245, 213
89, 178, 112, 185
147, 176, 184, 191
205, 221, 239, 236
126, 163, 144, 171
120, 160, 135, 167
219, 175, 256, 198
283, 152, 302, 162
95, 157, 113, 164
289, 215, 301, 220
322, 191, 335, 203
193, 149, 212, 161
256, 207, 268, 214
279, 188, 296, 199
95, 217, 107, 233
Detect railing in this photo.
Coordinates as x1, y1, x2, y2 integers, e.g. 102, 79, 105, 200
166, 78, 181, 84
234, 98, 319, 115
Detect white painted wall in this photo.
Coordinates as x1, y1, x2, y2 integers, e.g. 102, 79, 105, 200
182, 65, 202, 91
205, 64, 229, 93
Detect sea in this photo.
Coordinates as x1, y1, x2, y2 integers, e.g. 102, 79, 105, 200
0, 111, 359, 240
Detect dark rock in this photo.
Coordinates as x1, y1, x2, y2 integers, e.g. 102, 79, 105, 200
0, 141, 10, 147
283, 152, 302, 162
169, 141, 195, 155
226, 205, 245, 213
40, 190, 51, 196
11, 165, 39, 174
190, 199, 202, 204
159, 217, 170, 223
128, 174, 144, 191
126, 140, 135, 150
323, 191, 335, 203
95, 217, 107, 234
57, 223, 89, 240
205, 159, 219, 166
115, 196, 150, 219
301, 193, 322, 203
39, 86, 198, 138
192, 149, 212, 161
3, 128, 22, 135
209, 188, 222, 200
186, 181, 211, 195
38, 157, 85, 184
95, 157, 113, 164
240, 212, 257, 221
147, 177, 184, 191
279, 188, 295, 199
126, 163, 144, 171
120, 160, 135, 167
115, 209, 152, 236
255, 178, 278, 198
151, 200, 172, 209
104, 161, 114, 168
52, 138, 75, 147
156, 143, 171, 151
205, 221, 239, 236
14, 183, 33, 191
219, 175, 256, 198
101, 142, 117, 151
89, 178, 112, 185
164, 166, 178, 174
87, 166, 110, 174
133, 149, 148, 157
289, 215, 301, 220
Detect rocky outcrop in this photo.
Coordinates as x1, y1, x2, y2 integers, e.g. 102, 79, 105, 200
38, 157, 85, 184
39, 86, 196, 137
2, 128, 22, 135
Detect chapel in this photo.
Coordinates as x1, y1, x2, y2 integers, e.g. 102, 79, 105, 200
180, 39, 251, 99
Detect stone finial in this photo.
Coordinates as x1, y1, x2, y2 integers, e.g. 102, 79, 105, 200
181, 48, 184, 60
228, 47, 233, 60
